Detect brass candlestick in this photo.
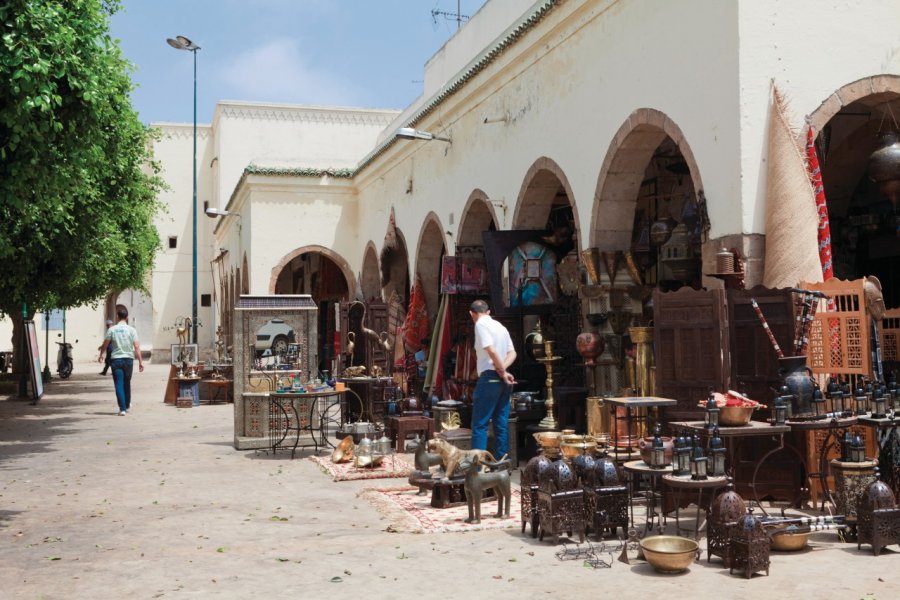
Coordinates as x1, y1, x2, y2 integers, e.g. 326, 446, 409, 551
536, 338, 562, 430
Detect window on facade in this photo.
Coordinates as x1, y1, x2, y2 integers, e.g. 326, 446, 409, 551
168, 236, 178, 249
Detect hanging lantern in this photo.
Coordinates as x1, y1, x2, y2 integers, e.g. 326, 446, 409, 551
709, 427, 727, 476
705, 392, 720, 431
868, 131, 900, 209
674, 432, 691, 476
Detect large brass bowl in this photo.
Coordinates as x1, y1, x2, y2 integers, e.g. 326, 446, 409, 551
640, 536, 699, 573
770, 528, 810, 551
560, 436, 598, 460
533, 431, 562, 449
719, 406, 754, 426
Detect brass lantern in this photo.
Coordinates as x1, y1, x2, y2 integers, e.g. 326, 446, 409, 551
709, 427, 727, 477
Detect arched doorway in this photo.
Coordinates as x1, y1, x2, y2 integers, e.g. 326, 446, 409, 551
270, 245, 353, 372
414, 214, 448, 325
808, 76, 900, 308
381, 223, 410, 304
457, 190, 498, 247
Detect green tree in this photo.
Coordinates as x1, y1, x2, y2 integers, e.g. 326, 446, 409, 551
0, 0, 162, 377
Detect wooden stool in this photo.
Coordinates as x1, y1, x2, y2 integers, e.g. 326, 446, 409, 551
388, 415, 434, 452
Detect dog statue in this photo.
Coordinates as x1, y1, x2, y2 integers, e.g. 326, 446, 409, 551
462, 456, 511, 524
411, 441, 444, 494
427, 438, 501, 481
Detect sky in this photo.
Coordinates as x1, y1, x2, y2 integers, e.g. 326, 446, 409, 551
110, 0, 489, 125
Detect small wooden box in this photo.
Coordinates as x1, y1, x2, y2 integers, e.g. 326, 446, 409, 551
176, 397, 193, 408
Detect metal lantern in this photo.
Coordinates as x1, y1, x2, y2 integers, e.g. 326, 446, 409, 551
690, 434, 708, 481
812, 388, 825, 418
872, 393, 888, 419
850, 432, 866, 463
865, 380, 874, 411
705, 393, 720, 431
777, 385, 794, 420
649, 424, 666, 469
855, 393, 868, 416
674, 432, 691, 476
709, 427, 727, 476
375, 433, 393, 456
841, 429, 853, 462
771, 396, 787, 426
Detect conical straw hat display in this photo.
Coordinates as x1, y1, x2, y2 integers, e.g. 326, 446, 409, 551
762, 88, 823, 288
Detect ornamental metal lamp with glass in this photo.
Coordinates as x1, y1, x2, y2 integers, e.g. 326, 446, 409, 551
690, 434, 708, 481
771, 396, 787, 427
649, 424, 667, 469
709, 427, 726, 477
674, 432, 691, 476
849, 432, 866, 463
705, 392, 720, 431
855, 391, 869, 416
812, 388, 826, 419
777, 385, 794, 419
872, 391, 888, 419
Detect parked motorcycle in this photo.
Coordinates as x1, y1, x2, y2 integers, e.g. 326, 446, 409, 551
56, 336, 77, 379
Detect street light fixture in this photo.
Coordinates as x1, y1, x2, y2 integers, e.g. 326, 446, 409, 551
205, 208, 237, 218
167, 34, 201, 344
394, 127, 451, 143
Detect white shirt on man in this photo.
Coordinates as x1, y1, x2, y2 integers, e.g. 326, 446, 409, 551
474, 315, 514, 375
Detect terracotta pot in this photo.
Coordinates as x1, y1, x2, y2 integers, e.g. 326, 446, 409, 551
638, 436, 674, 465
576, 332, 604, 366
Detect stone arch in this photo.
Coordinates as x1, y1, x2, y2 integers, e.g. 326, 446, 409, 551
513, 157, 581, 246
457, 189, 499, 247
591, 108, 704, 251
268, 244, 356, 298
360, 242, 381, 301
807, 75, 900, 136
415, 212, 448, 322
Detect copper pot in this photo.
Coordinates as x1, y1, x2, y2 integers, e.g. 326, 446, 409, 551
638, 436, 674, 464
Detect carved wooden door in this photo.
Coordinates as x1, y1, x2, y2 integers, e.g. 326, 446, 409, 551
654, 288, 730, 420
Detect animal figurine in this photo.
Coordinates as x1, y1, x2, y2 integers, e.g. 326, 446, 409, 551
345, 332, 356, 366
412, 442, 443, 494
427, 438, 499, 480
462, 456, 511, 524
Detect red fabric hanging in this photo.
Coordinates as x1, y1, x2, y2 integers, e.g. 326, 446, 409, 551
806, 126, 834, 281
401, 277, 429, 353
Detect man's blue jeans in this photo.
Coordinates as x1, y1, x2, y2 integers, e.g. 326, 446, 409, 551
111, 358, 134, 412
471, 369, 511, 458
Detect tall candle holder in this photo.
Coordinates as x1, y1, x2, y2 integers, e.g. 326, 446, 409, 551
536, 338, 563, 430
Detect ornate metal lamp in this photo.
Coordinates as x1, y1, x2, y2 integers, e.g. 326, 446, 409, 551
705, 392, 720, 431
771, 396, 787, 426
855, 391, 868, 416
674, 432, 691, 476
649, 423, 667, 469
872, 391, 888, 419
849, 432, 866, 463
812, 388, 825, 418
690, 434, 708, 481
777, 385, 794, 420
709, 427, 727, 476
841, 429, 853, 462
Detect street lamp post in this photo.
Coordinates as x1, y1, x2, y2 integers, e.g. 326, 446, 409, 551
167, 35, 201, 344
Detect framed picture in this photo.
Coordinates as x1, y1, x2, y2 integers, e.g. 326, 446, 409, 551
25, 320, 44, 401
171, 343, 199, 366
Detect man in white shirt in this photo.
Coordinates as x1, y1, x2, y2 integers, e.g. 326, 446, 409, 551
469, 299, 516, 458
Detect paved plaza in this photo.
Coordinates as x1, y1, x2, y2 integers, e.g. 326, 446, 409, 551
1, 363, 897, 599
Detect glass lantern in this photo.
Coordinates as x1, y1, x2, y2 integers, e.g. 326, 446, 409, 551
690, 434, 708, 480
649, 424, 666, 469
674, 433, 691, 476
855, 394, 868, 416
778, 385, 794, 419
812, 388, 825, 418
872, 394, 887, 419
705, 393, 720, 431
841, 430, 853, 462
849, 432, 866, 463
709, 427, 726, 476
771, 397, 787, 426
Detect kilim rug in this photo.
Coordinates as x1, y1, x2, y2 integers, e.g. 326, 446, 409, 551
357, 485, 522, 533
308, 454, 414, 482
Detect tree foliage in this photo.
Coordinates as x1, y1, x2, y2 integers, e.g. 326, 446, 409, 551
0, 0, 162, 337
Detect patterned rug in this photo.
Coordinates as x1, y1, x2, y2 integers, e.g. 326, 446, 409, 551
357, 485, 522, 533
308, 454, 414, 482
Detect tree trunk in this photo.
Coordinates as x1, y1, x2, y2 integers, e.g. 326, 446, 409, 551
9, 310, 35, 376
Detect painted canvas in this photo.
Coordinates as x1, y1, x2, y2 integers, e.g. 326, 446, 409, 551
508, 241, 557, 307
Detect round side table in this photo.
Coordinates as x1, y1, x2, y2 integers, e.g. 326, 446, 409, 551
662, 474, 728, 540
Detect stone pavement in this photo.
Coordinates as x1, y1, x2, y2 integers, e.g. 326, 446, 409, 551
1, 363, 897, 599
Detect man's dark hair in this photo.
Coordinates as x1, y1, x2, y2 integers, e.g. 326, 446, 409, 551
116, 306, 129, 321
470, 299, 489, 314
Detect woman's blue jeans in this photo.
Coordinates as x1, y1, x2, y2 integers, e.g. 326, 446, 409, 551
471, 369, 511, 458
111, 358, 134, 412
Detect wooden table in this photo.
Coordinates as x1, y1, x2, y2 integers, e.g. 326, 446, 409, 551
203, 378, 232, 404
623, 459, 671, 536
606, 397, 677, 459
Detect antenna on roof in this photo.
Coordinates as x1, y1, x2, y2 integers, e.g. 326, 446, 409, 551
431, 0, 470, 30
